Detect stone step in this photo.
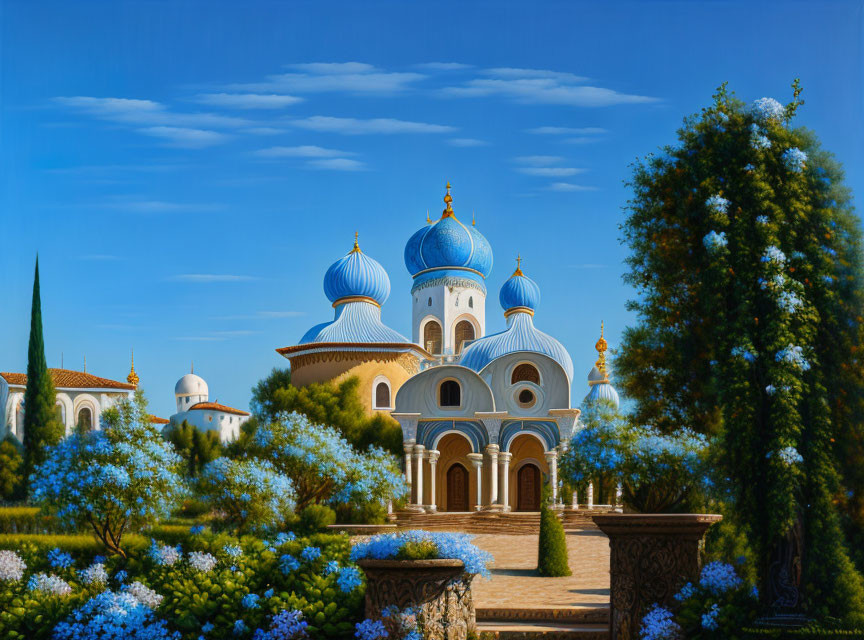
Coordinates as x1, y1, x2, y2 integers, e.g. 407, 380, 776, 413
477, 607, 609, 625
478, 621, 609, 639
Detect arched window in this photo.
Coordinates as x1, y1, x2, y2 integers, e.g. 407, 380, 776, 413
374, 382, 391, 409
424, 320, 442, 354
511, 363, 540, 385
439, 380, 461, 407
454, 320, 475, 354
427, 297, 432, 306
77, 407, 93, 432
468, 297, 473, 309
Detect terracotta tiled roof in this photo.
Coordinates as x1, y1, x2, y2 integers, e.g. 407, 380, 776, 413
0, 368, 136, 391
188, 402, 249, 417
149, 415, 170, 425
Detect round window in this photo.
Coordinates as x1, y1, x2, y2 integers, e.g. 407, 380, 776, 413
517, 388, 536, 408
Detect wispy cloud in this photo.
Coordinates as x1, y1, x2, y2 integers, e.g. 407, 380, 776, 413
194, 93, 302, 109
54, 96, 249, 128
290, 116, 455, 135
169, 274, 258, 283
547, 182, 598, 192
138, 126, 231, 148
517, 167, 586, 177
447, 138, 488, 147
229, 62, 425, 95
527, 126, 608, 135
443, 69, 657, 107
307, 158, 366, 171
415, 62, 472, 71
244, 127, 287, 135
514, 155, 565, 166
564, 137, 604, 145
254, 145, 356, 158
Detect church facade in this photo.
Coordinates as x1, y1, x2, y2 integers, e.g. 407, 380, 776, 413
277, 184, 619, 513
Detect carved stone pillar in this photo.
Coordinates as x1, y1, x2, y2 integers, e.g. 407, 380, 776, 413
485, 444, 501, 510
426, 450, 440, 513
467, 453, 483, 511
593, 514, 722, 640
413, 444, 425, 513
498, 452, 512, 511
403, 441, 414, 491
544, 450, 559, 505
572, 489, 579, 510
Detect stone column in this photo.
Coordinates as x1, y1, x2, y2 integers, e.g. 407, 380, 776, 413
403, 441, 414, 492
572, 488, 579, 510
593, 514, 722, 640
544, 450, 559, 506
498, 452, 512, 511
587, 482, 594, 509
467, 453, 483, 511
485, 444, 501, 510
616, 483, 623, 510
413, 444, 425, 512
426, 450, 439, 513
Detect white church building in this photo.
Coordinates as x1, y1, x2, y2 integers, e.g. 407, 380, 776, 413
167, 369, 250, 442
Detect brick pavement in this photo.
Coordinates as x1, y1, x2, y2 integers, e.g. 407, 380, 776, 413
471, 529, 610, 611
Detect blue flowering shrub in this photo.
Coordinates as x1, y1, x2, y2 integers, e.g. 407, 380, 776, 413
0, 530, 363, 639
562, 400, 709, 513
250, 413, 407, 511
355, 606, 422, 640
30, 392, 185, 558
350, 530, 492, 578
639, 561, 757, 639
197, 457, 295, 534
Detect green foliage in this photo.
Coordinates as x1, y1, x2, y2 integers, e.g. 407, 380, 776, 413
248, 368, 402, 455
0, 507, 58, 535
0, 534, 151, 558
616, 82, 864, 621
164, 420, 223, 478
537, 485, 570, 577
0, 436, 25, 501
296, 504, 336, 535
22, 258, 64, 484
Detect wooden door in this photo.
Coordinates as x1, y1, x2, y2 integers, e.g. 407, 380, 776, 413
517, 464, 541, 511
446, 464, 469, 512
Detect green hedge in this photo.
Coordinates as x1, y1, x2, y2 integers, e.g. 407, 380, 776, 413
0, 507, 62, 534
743, 629, 864, 639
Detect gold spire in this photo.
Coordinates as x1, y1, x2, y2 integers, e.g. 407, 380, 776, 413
127, 350, 139, 387
351, 231, 361, 253
191, 360, 194, 374
426, 209, 431, 224
472, 209, 476, 226
595, 321, 608, 376
512, 254, 524, 277
442, 181, 455, 218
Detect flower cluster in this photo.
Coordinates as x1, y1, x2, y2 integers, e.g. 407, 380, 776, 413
698, 561, 743, 595
300, 546, 321, 562
53, 591, 180, 640
731, 346, 757, 363
242, 593, 261, 609
761, 245, 786, 264
750, 123, 772, 150
640, 604, 681, 640
48, 547, 75, 569
279, 554, 300, 574
782, 147, 808, 173
756, 215, 769, 225
149, 541, 182, 566
776, 345, 811, 371
703, 230, 727, 252
769, 446, 804, 465
0, 549, 26, 582
79, 562, 108, 585
253, 610, 309, 640
777, 290, 803, 313
750, 97, 785, 122
336, 566, 363, 593
701, 603, 720, 631
350, 530, 493, 578
126, 580, 164, 608
27, 572, 72, 596
224, 544, 243, 558
705, 195, 730, 215
355, 619, 388, 640
188, 551, 218, 573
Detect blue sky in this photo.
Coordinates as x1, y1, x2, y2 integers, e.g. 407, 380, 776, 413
1, 0, 862, 419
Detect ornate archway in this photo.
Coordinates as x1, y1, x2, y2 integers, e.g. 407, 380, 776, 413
516, 463, 541, 511
446, 463, 470, 512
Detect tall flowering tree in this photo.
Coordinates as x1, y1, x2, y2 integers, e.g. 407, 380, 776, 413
617, 82, 864, 621
31, 392, 185, 557
251, 412, 407, 510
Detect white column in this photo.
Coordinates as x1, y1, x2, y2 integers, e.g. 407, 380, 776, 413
499, 451, 512, 511
426, 450, 439, 512
403, 441, 414, 494
572, 488, 579, 510
587, 482, 594, 509
545, 450, 559, 506
485, 444, 500, 510
413, 444, 425, 511
616, 483, 623, 510
468, 453, 483, 511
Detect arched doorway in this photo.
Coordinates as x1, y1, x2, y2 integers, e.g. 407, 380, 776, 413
423, 320, 442, 354
454, 320, 475, 354
77, 407, 93, 432
516, 464, 541, 511
446, 463, 470, 512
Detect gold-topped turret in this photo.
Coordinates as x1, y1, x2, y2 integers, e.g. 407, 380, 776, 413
512, 254, 524, 277
351, 231, 361, 253
595, 321, 608, 376
127, 350, 139, 387
442, 181, 455, 218
426, 209, 431, 224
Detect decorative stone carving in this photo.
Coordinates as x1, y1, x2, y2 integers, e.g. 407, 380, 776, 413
593, 514, 722, 640
357, 559, 477, 640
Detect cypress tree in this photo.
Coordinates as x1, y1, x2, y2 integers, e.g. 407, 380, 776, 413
22, 257, 63, 482
537, 483, 571, 577
616, 82, 864, 624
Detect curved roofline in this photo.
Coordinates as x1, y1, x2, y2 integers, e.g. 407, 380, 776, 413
476, 350, 572, 401
277, 342, 434, 359
393, 363, 497, 413
412, 265, 485, 279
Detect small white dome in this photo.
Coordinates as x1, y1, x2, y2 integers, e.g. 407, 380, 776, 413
175, 373, 208, 397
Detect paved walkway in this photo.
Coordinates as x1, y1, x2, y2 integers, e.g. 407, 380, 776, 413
471, 529, 610, 611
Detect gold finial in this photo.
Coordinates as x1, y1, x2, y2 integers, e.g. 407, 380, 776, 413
127, 349, 139, 386
191, 360, 194, 374
442, 181, 455, 218
512, 254, 524, 277
472, 209, 476, 226
351, 231, 361, 253
426, 209, 431, 224
595, 321, 608, 376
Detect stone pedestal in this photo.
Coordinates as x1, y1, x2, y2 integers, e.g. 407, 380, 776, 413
592, 513, 722, 640
357, 559, 477, 640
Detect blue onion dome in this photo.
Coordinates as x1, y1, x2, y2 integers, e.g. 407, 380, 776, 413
404, 183, 493, 292
584, 323, 620, 408
499, 256, 541, 312
323, 233, 391, 306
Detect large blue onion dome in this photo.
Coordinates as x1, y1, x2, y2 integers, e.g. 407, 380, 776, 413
584, 323, 620, 408
499, 256, 541, 312
323, 234, 391, 305
404, 183, 493, 292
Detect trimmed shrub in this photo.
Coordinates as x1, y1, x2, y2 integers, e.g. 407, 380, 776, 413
0, 436, 24, 502
537, 489, 570, 577
297, 505, 336, 535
